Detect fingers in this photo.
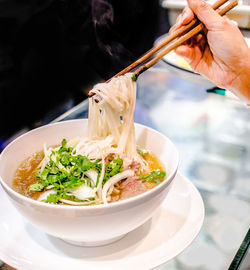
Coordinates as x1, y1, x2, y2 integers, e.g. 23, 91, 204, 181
180, 7, 194, 26
175, 44, 203, 70
171, 0, 227, 34
175, 45, 193, 62
170, 7, 194, 33
175, 33, 206, 67
187, 0, 223, 30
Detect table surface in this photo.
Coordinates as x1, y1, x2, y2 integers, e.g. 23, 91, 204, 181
52, 62, 250, 270
1, 62, 249, 270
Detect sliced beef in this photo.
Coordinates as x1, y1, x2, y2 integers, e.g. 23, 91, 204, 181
119, 176, 147, 200
124, 160, 141, 172
105, 153, 116, 164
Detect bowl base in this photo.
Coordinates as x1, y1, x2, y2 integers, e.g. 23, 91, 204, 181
61, 233, 127, 247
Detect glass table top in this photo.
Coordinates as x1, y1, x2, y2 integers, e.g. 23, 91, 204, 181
52, 62, 250, 270
1, 62, 249, 270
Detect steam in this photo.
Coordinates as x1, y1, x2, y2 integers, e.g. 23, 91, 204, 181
91, 0, 132, 61
91, 0, 114, 26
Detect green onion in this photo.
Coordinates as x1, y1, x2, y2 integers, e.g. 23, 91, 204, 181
140, 169, 166, 183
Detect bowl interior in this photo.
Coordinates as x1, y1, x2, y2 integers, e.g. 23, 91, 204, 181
0, 119, 178, 192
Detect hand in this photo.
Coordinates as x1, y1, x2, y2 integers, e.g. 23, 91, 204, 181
171, 0, 250, 104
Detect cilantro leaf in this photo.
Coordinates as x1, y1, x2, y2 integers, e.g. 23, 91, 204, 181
63, 177, 84, 189
140, 169, 166, 183
103, 157, 123, 184
61, 139, 67, 148
60, 153, 72, 166
131, 73, 138, 82
37, 168, 49, 181
29, 182, 44, 191
46, 193, 60, 204
137, 147, 148, 157
74, 155, 94, 171
47, 174, 59, 183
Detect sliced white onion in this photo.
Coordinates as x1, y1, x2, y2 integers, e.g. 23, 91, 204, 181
45, 185, 54, 190
85, 169, 98, 186
38, 189, 57, 202
39, 144, 51, 172
107, 185, 114, 196
102, 170, 134, 204
67, 184, 97, 201
59, 199, 94, 206
96, 151, 105, 199
66, 137, 81, 148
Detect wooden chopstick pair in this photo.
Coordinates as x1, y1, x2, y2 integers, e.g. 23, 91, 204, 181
133, 0, 238, 80
89, 0, 238, 97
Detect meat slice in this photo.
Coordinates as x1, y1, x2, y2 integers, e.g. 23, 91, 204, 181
105, 153, 116, 164
124, 160, 141, 172
119, 176, 147, 200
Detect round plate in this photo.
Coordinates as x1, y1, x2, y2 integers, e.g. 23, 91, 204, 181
0, 173, 204, 270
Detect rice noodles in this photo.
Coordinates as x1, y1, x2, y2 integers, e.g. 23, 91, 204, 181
87, 73, 143, 164
13, 73, 167, 206
68, 73, 146, 204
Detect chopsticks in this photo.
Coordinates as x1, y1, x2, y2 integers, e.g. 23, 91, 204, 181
133, 0, 238, 80
115, 0, 230, 79
88, 0, 238, 97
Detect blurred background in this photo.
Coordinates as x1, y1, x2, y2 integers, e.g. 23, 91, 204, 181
0, 0, 170, 149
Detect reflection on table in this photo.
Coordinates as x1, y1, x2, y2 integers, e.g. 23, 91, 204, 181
54, 61, 250, 270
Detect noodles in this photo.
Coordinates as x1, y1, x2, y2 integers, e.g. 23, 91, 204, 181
88, 73, 141, 163
13, 74, 167, 205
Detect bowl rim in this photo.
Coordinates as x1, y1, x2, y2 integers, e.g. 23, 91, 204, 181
0, 119, 179, 211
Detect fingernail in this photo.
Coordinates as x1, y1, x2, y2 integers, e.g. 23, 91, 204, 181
170, 25, 177, 33
176, 14, 183, 25
183, 8, 188, 15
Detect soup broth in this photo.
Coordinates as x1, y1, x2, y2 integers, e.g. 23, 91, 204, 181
13, 152, 44, 200
12, 74, 167, 206
13, 145, 166, 205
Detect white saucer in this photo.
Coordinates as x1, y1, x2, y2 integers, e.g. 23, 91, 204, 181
0, 173, 204, 270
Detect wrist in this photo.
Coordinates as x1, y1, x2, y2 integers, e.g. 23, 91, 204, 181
228, 51, 250, 105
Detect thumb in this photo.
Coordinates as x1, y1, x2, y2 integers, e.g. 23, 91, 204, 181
187, 0, 223, 30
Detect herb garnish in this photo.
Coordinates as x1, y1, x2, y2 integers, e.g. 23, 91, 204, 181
29, 139, 102, 203
137, 147, 148, 157
29, 139, 125, 204
28, 139, 165, 204
103, 157, 123, 184
140, 169, 166, 184
131, 73, 138, 82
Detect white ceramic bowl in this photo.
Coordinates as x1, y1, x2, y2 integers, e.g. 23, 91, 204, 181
0, 119, 179, 246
